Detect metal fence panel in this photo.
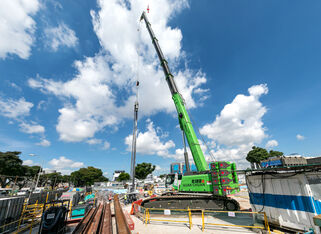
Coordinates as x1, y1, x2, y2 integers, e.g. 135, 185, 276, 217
0, 197, 25, 232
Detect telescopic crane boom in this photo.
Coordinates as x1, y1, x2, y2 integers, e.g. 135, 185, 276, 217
140, 11, 240, 211
140, 11, 208, 172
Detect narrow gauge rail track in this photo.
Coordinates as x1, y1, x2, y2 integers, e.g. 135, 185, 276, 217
73, 195, 130, 234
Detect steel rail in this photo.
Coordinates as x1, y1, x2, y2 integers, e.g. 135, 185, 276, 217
85, 204, 103, 233
72, 202, 113, 234
100, 203, 113, 234
72, 206, 96, 234
114, 195, 131, 234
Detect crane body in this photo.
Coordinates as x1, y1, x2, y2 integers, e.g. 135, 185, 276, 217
140, 12, 240, 210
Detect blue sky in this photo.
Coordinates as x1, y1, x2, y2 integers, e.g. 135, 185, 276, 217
1, 0, 320, 178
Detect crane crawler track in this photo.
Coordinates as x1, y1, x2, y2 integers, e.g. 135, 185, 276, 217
141, 193, 240, 211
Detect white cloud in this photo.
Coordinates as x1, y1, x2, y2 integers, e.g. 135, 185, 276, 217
37, 100, 46, 110
0, 97, 33, 119
19, 121, 45, 134
200, 84, 269, 167
10, 83, 22, 92
103, 171, 108, 176
200, 84, 268, 146
29, 0, 206, 142
265, 139, 278, 148
154, 165, 169, 174
48, 156, 84, 170
0, 0, 39, 59
87, 138, 102, 145
70, 161, 84, 168
125, 119, 175, 156
102, 141, 110, 150
23, 159, 34, 166
36, 139, 51, 147
296, 134, 305, 141
155, 165, 162, 171
44, 23, 78, 51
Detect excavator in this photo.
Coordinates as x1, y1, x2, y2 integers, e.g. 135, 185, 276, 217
139, 12, 240, 211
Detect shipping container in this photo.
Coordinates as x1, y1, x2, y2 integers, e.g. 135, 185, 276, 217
246, 169, 321, 233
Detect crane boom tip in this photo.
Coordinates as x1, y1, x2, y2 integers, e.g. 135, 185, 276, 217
140, 11, 145, 21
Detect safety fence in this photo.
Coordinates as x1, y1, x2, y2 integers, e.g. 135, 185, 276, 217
28, 190, 65, 205
0, 196, 25, 233
132, 204, 271, 233
0, 197, 71, 234
0, 201, 43, 233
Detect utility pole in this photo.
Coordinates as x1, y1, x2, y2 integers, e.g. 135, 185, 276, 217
130, 101, 139, 192
35, 166, 42, 189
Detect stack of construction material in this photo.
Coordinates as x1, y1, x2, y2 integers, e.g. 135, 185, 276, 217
261, 156, 307, 168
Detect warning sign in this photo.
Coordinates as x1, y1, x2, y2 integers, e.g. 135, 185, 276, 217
164, 209, 171, 215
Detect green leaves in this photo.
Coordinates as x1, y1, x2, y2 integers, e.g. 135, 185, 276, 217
0, 151, 25, 187
71, 167, 108, 187
246, 146, 284, 164
135, 162, 156, 180
246, 146, 269, 163
0, 151, 109, 188
117, 172, 130, 182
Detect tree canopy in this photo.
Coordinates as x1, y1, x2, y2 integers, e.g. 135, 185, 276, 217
246, 146, 269, 164
269, 150, 284, 157
0, 151, 26, 187
71, 166, 108, 187
117, 172, 130, 182
246, 146, 284, 168
0, 151, 110, 188
135, 162, 156, 180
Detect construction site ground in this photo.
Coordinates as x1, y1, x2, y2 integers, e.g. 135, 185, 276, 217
125, 191, 263, 234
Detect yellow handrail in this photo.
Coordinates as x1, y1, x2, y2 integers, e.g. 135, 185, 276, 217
133, 204, 271, 233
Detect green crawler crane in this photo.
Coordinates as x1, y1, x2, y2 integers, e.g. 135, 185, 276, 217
140, 12, 240, 211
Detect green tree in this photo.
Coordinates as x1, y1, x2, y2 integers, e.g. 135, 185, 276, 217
246, 146, 269, 168
61, 175, 71, 183
117, 172, 130, 182
0, 151, 26, 187
15, 165, 42, 189
135, 162, 156, 180
40, 172, 62, 188
24, 165, 41, 178
71, 170, 84, 187
269, 150, 284, 157
71, 167, 108, 187
159, 174, 167, 179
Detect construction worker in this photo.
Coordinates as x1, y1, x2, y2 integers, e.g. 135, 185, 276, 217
124, 193, 128, 204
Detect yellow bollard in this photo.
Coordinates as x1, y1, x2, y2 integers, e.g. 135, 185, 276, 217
29, 217, 34, 234
143, 208, 146, 224
34, 200, 38, 216
188, 208, 192, 229
263, 212, 271, 234
17, 202, 27, 232
201, 210, 205, 232
69, 200, 73, 219
45, 192, 49, 203
145, 208, 149, 225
